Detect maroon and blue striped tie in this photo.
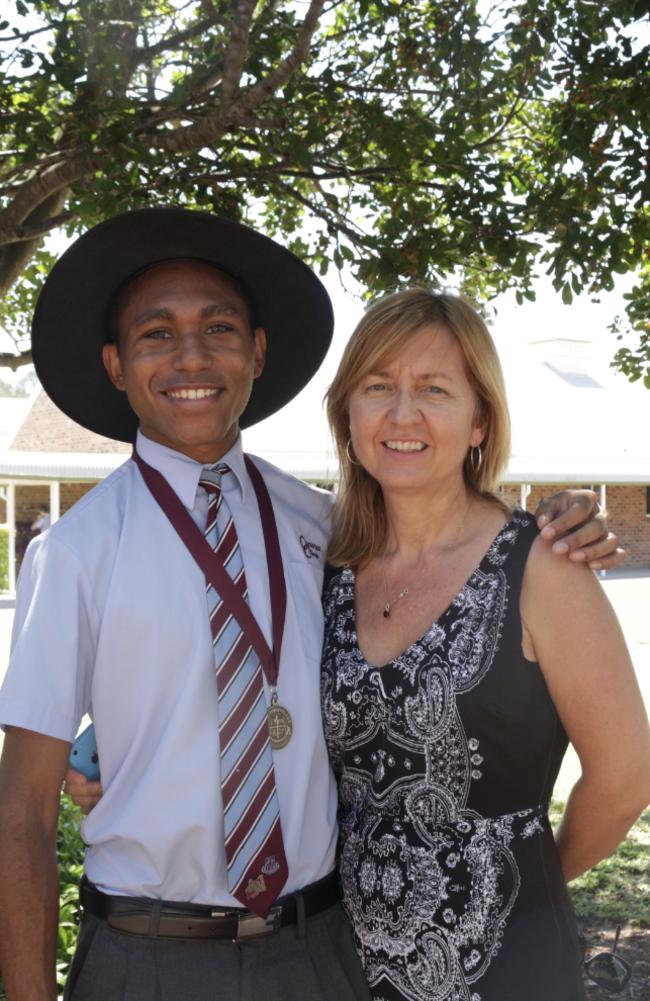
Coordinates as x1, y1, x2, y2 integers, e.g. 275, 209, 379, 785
200, 465, 288, 917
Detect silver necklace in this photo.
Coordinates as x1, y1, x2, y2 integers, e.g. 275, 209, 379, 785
383, 584, 409, 618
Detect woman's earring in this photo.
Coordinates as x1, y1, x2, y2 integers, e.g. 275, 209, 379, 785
470, 445, 483, 472
346, 439, 360, 466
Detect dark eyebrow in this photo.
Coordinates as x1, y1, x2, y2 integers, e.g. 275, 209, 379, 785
201, 303, 243, 319
130, 302, 243, 329
130, 307, 173, 328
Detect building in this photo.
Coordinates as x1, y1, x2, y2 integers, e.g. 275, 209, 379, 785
0, 333, 648, 591
0, 392, 129, 590
498, 335, 650, 568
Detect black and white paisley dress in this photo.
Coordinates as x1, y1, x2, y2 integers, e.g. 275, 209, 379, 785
321, 511, 585, 1001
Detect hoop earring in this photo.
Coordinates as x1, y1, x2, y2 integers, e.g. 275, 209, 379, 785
346, 439, 360, 466
470, 445, 483, 472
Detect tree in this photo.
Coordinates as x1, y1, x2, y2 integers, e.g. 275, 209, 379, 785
0, 370, 38, 396
0, 0, 648, 382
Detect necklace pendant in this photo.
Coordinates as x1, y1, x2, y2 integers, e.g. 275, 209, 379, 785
267, 688, 293, 750
382, 586, 408, 619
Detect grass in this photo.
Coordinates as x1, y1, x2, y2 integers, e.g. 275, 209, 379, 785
551, 801, 650, 929
0, 797, 85, 1001
55, 798, 86, 991
1, 800, 648, 1000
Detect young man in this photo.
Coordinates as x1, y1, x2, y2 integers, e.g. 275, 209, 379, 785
0, 208, 619, 1001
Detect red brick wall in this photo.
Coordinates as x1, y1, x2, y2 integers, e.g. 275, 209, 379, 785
598, 486, 650, 569
15, 482, 94, 520
6, 479, 650, 569
12, 482, 96, 567
60, 483, 95, 510
500, 483, 650, 569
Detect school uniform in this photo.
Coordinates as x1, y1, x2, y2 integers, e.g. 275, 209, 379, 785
0, 432, 369, 1001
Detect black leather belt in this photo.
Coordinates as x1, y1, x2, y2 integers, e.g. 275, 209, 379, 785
80, 872, 340, 942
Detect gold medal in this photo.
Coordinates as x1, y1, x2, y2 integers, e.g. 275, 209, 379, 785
267, 690, 292, 749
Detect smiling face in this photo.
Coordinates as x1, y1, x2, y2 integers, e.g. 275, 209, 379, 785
102, 259, 266, 463
348, 323, 485, 498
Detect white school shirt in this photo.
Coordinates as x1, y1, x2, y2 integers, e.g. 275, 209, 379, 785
0, 432, 338, 904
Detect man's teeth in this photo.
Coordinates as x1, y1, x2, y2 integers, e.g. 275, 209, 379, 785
166, 387, 218, 400
385, 440, 426, 452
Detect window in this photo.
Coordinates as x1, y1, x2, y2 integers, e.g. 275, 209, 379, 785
543, 361, 603, 389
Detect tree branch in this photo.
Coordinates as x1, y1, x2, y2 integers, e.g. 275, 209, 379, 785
220, 1, 257, 105
271, 176, 369, 248
189, 161, 448, 188
0, 191, 69, 297
0, 349, 32, 371
0, 148, 76, 188
474, 91, 527, 149
149, 115, 231, 156
0, 0, 326, 236
133, 16, 217, 66
0, 153, 97, 246
240, 0, 326, 110
0, 24, 52, 43
1, 211, 75, 243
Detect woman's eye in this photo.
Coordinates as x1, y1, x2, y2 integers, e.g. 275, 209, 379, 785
367, 382, 389, 393
423, 385, 445, 395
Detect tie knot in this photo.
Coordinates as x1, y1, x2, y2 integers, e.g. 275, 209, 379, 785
198, 463, 230, 496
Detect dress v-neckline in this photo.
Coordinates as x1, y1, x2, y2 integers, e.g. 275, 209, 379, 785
349, 515, 516, 670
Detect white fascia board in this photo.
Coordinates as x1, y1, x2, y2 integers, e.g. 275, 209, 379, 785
504, 456, 650, 485
0, 451, 127, 481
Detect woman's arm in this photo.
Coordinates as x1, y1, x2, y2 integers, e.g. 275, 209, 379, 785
521, 540, 650, 882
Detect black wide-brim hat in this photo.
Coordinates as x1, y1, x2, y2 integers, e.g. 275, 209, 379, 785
31, 207, 334, 440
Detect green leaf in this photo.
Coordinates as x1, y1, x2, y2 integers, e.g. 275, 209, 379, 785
0, 0, 647, 384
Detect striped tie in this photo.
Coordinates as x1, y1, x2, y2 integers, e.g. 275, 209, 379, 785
199, 465, 288, 917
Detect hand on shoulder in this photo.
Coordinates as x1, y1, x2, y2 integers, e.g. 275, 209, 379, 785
534, 489, 624, 570
520, 533, 612, 666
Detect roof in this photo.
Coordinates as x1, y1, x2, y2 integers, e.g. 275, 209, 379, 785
0, 337, 648, 485
502, 337, 650, 484
9, 390, 130, 454
0, 450, 127, 481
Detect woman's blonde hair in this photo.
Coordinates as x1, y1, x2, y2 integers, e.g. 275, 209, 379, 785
325, 288, 511, 568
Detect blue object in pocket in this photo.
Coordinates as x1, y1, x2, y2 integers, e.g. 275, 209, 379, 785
69, 723, 100, 781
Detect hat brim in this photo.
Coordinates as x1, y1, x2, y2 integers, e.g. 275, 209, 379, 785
31, 208, 333, 441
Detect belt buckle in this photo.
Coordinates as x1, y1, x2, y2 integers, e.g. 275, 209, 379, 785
235, 906, 282, 941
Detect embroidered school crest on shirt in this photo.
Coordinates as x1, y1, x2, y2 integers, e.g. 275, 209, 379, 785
300, 535, 321, 559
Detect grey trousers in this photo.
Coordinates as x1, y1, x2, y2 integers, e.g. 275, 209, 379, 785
64, 902, 370, 1001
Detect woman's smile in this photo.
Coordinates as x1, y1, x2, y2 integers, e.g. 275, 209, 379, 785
383, 440, 428, 453
348, 323, 484, 495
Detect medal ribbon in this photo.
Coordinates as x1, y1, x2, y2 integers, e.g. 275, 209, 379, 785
132, 449, 286, 689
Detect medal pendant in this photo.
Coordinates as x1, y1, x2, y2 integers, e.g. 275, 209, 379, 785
267, 691, 292, 749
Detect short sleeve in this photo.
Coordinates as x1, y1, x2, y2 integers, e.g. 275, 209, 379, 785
0, 534, 99, 742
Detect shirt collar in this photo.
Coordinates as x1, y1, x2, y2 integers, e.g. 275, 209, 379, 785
135, 431, 247, 510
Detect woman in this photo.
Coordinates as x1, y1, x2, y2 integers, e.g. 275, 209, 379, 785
321, 289, 650, 1001
64, 291, 641, 997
